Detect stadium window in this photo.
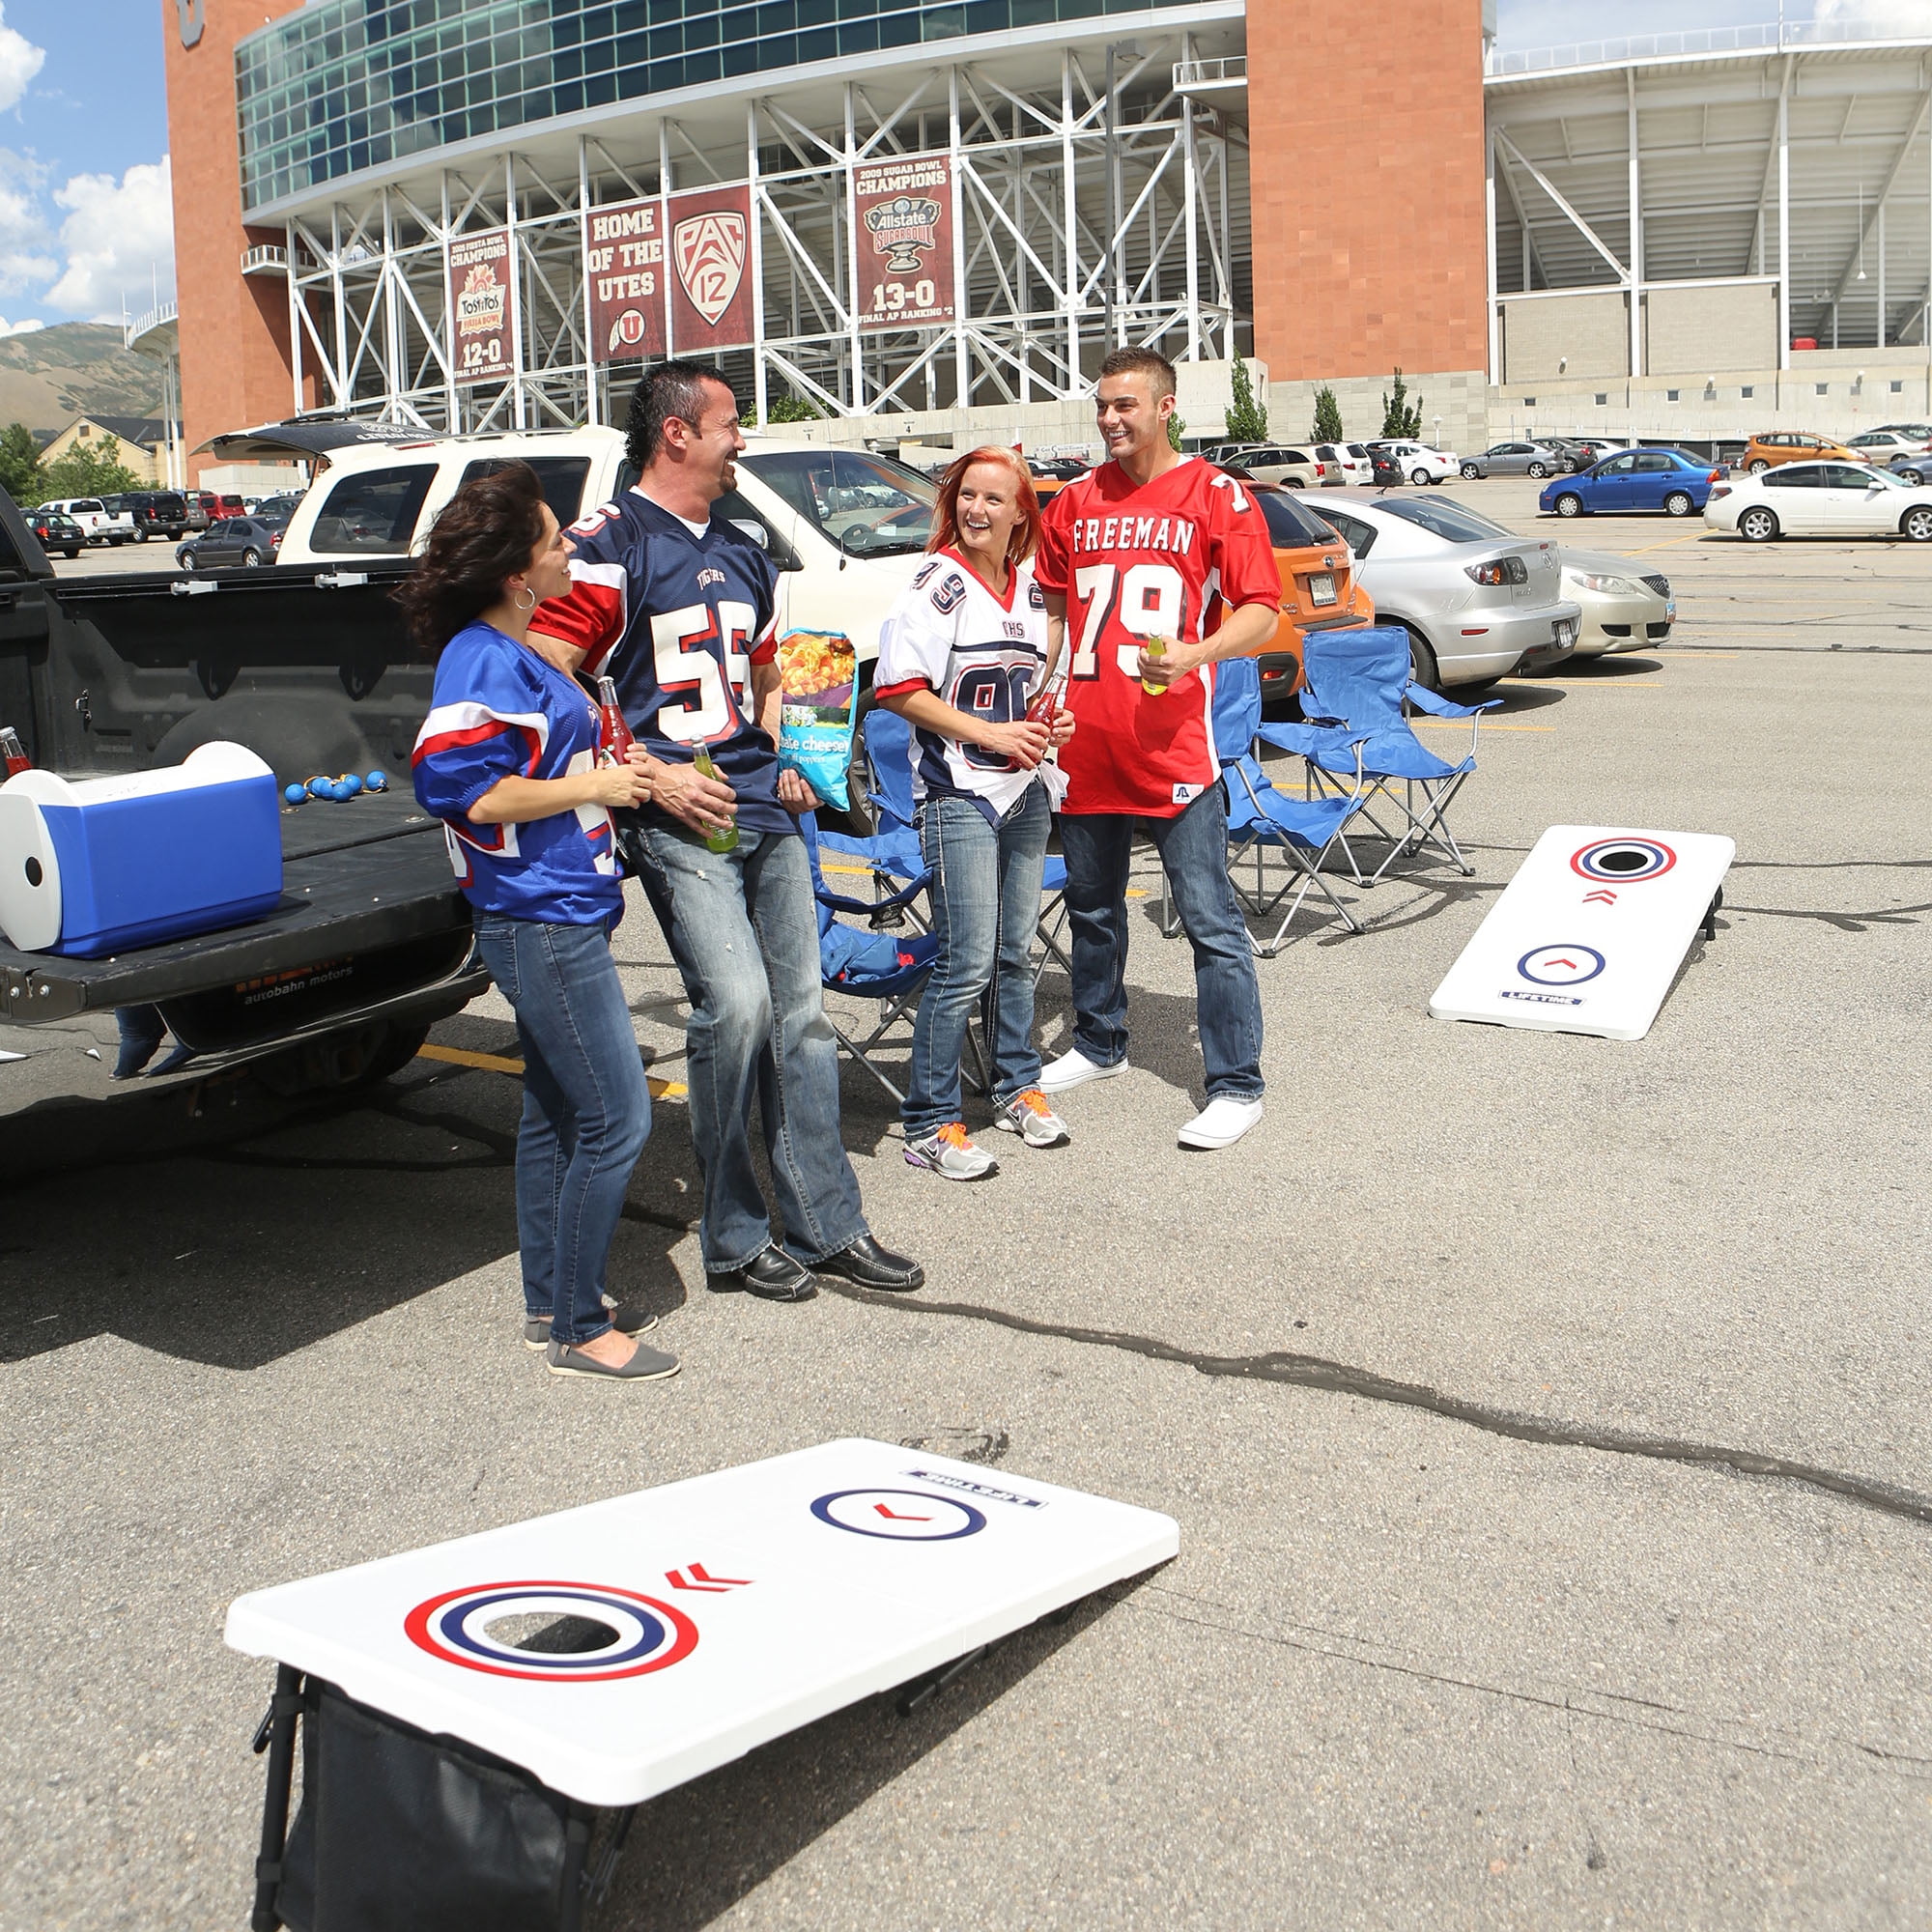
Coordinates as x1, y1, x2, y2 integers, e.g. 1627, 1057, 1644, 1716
1594, 392, 1607, 406
1521, 396, 1535, 407
1665, 389, 1680, 402
1890, 380, 1905, 393
1816, 383, 1830, 395
1741, 386, 1754, 399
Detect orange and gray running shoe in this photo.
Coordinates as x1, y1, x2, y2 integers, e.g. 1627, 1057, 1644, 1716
994, 1088, 1071, 1149
904, 1120, 999, 1180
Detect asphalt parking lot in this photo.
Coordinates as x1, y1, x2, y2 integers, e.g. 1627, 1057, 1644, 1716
5, 477, 1931, 1929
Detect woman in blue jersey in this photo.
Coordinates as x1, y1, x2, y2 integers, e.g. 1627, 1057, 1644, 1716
407, 464, 679, 1382
874, 447, 1076, 1180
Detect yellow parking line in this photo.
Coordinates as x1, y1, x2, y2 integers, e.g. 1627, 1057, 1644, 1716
1623, 531, 1711, 553
416, 1042, 687, 1099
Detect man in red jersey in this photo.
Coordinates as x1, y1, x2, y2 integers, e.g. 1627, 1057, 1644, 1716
1032, 347, 1281, 1150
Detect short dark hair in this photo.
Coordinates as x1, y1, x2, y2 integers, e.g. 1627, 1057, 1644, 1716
1097, 346, 1178, 401
625, 359, 738, 470
394, 460, 548, 659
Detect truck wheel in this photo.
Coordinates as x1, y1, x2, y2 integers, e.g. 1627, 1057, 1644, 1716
132, 527, 148, 543
253, 1019, 433, 1097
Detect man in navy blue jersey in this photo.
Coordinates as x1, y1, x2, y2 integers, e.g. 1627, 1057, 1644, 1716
532, 360, 923, 1301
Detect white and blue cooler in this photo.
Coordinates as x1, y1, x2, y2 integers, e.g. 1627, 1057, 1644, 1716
0, 743, 283, 958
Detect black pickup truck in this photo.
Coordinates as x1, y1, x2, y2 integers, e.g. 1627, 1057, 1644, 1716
0, 491, 483, 1150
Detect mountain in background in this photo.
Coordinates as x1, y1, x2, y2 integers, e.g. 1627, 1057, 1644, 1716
0, 324, 166, 437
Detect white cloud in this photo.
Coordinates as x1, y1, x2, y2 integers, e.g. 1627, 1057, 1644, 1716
0, 147, 50, 296
0, 314, 41, 335
0, 5, 45, 118
1811, 0, 1928, 30
44, 156, 173, 318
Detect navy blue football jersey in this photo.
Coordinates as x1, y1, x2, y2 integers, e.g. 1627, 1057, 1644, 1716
534, 490, 790, 836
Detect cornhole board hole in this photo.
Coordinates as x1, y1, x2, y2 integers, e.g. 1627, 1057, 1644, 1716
227, 1437, 1179, 1932
1428, 825, 1733, 1042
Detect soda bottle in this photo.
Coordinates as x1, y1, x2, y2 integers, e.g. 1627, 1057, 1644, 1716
595, 676, 635, 766
1010, 669, 1065, 770
691, 745, 738, 854
1140, 635, 1170, 696
0, 725, 28, 780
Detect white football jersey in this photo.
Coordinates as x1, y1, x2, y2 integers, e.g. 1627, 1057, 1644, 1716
873, 548, 1051, 821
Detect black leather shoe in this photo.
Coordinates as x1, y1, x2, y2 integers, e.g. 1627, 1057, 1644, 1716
811, 1234, 924, 1293
707, 1244, 817, 1302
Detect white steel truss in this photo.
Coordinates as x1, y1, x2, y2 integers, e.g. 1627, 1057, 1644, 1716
276, 35, 1242, 431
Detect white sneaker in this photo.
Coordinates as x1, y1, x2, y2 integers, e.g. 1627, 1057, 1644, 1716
993, 1088, 1071, 1148
903, 1122, 1000, 1180
1177, 1095, 1264, 1150
1038, 1046, 1125, 1094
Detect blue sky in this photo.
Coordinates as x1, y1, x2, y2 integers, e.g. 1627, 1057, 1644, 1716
0, 0, 1909, 336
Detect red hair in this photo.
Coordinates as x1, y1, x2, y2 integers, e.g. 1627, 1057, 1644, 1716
928, 446, 1042, 569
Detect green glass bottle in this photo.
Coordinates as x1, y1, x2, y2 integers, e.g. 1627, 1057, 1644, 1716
692, 746, 738, 853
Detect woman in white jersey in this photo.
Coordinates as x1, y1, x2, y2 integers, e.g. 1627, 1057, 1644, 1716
874, 447, 1077, 1179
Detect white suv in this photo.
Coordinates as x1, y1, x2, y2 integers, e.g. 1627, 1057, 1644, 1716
1366, 441, 1458, 486
275, 426, 934, 675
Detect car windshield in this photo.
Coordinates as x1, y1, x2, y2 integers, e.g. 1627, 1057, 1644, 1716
1254, 490, 1339, 547
1860, 466, 1908, 488
738, 447, 936, 555
1378, 497, 1518, 544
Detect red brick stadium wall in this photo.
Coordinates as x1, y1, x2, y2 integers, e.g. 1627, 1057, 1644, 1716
1247, 0, 1490, 384
162, 0, 309, 477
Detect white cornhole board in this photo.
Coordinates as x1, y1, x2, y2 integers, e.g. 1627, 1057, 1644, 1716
1429, 825, 1733, 1041
226, 1437, 1178, 1807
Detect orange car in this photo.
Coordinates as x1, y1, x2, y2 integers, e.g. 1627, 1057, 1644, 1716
1247, 482, 1373, 696
1741, 431, 1857, 472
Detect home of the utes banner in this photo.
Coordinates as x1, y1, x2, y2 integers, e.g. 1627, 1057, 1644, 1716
584, 197, 668, 363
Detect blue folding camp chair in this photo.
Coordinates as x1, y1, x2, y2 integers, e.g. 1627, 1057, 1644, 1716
1158, 655, 1373, 955
813, 704, 932, 929
801, 812, 941, 1106
1276, 625, 1498, 883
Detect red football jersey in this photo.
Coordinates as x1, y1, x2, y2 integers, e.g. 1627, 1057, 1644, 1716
1035, 457, 1279, 817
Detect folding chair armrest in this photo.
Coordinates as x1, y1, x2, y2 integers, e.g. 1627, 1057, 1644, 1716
1253, 720, 1332, 758
1406, 683, 1500, 719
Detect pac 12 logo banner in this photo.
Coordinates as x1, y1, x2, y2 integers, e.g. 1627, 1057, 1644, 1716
668, 185, 754, 353
584, 197, 668, 364
448, 229, 514, 385
854, 154, 954, 331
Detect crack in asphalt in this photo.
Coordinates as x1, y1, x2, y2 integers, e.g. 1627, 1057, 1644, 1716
814, 1281, 1932, 1532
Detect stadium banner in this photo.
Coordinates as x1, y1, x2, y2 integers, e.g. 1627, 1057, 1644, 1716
668, 185, 755, 353
584, 197, 668, 364
854, 154, 955, 331
448, 228, 515, 385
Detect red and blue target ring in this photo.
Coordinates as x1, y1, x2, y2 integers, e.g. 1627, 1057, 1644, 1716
403, 1580, 697, 1681
1570, 838, 1676, 882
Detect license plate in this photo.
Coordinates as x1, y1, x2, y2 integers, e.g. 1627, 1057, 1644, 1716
1555, 620, 1577, 644
1308, 574, 1337, 606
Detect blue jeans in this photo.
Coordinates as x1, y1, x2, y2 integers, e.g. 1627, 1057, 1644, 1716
632, 821, 867, 1271
905, 784, 1051, 1140
471, 914, 651, 1347
1058, 782, 1265, 1099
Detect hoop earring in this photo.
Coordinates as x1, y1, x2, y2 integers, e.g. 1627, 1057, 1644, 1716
513, 585, 536, 612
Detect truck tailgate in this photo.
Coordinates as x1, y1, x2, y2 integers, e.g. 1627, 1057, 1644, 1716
0, 794, 468, 1023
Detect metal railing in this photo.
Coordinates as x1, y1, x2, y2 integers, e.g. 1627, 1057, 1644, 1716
124, 299, 177, 350
241, 243, 289, 275
1490, 18, 1928, 76
1173, 55, 1247, 90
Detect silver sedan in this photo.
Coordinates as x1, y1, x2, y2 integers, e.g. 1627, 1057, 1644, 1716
1557, 550, 1674, 657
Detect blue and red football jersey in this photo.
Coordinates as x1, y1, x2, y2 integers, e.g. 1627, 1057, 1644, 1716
532, 491, 792, 837
412, 620, 623, 925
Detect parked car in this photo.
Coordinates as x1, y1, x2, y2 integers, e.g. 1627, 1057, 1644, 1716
1554, 551, 1675, 656
39, 497, 129, 546
189, 489, 245, 526
1564, 437, 1627, 467
1460, 440, 1569, 480
1844, 430, 1931, 461
1211, 443, 1327, 486
1313, 441, 1374, 487
1291, 490, 1579, 689
1886, 451, 1932, 485
1366, 446, 1407, 487
1541, 447, 1725, 519
1704, 461, 1932, 542
1739, 431, 1856, 473
104, 490, 190, 541
1871, 421, 1932, 440
25, 507, 83, 558
1365, 440, 1458, 485
176, 516, 286, 569
1246, 482, 1375, 696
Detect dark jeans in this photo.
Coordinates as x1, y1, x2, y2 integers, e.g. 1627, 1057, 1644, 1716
1058, 781, 1264, 1099
905, 784, 1051, 1139
472, 914, 651, 1346
630, 821, 867, 1271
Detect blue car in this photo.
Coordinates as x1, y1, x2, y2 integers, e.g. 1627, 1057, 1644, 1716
1540, 447, 1725, 520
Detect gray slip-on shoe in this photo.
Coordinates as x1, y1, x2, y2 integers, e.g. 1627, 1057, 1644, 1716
545, 1336, 681, 1381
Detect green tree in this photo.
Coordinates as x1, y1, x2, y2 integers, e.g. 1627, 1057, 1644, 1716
1224, 356, 1268, 442
1167, 409, 1185, 453
1310, 384, 1345, 444
1379, 368, 1424, 440
40, 437, 144, 500
743, 390, 822, 425
0, 422, 42, 505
